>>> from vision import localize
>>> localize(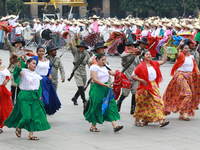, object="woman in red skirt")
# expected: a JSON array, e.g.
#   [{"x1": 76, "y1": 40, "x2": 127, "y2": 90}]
[{"x1": 0, "y1": 57, "x2": 13, "y2": 133}]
